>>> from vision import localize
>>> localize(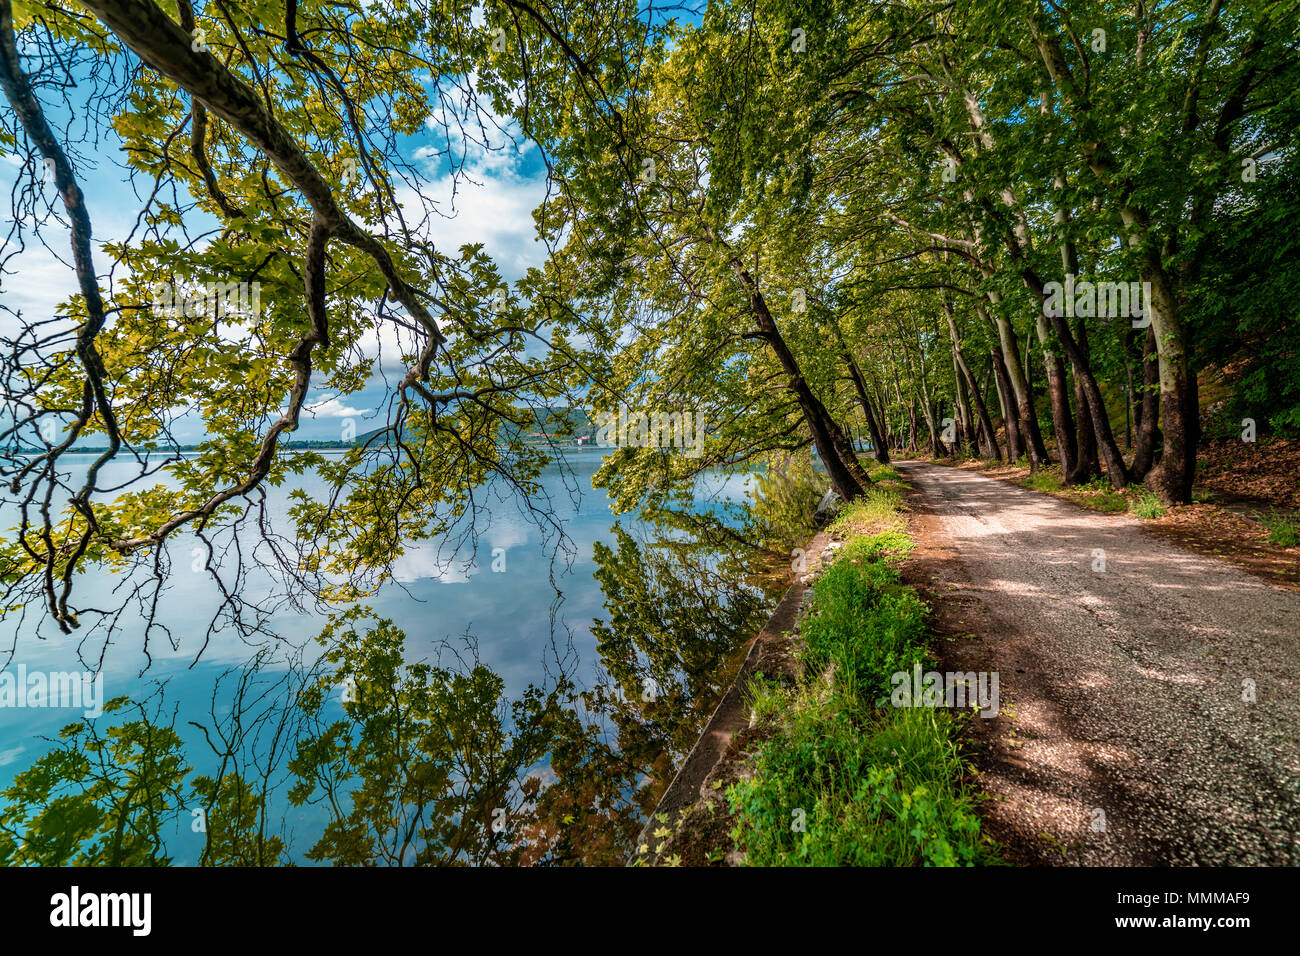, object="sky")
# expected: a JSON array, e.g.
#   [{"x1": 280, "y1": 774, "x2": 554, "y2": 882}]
[{"x1": 0, "y1": 57, "x2": 554, "y2": 444}]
